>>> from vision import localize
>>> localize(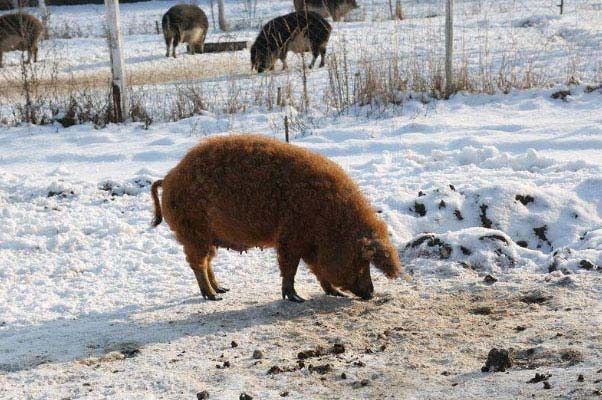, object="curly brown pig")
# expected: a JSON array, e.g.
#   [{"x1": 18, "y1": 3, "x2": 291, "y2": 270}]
[{"x1": 150, "y1": 135, "x2": 402, "y2": 302}]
